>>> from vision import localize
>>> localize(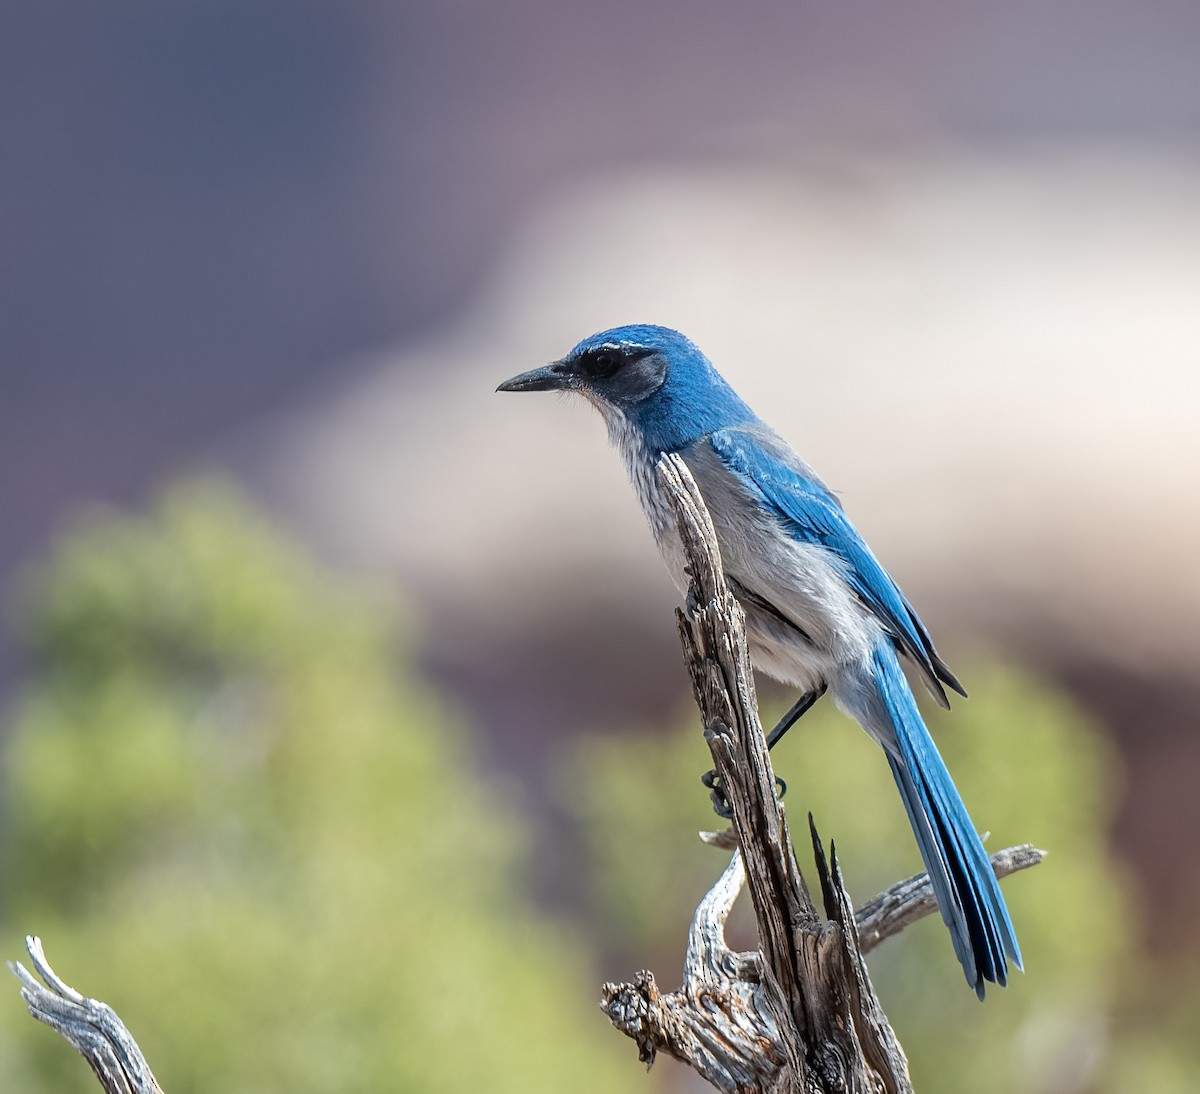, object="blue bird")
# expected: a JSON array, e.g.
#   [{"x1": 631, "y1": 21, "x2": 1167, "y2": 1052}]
[{"x1": 497, "y1": 323, "x2": 1021, "y2": 998}]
